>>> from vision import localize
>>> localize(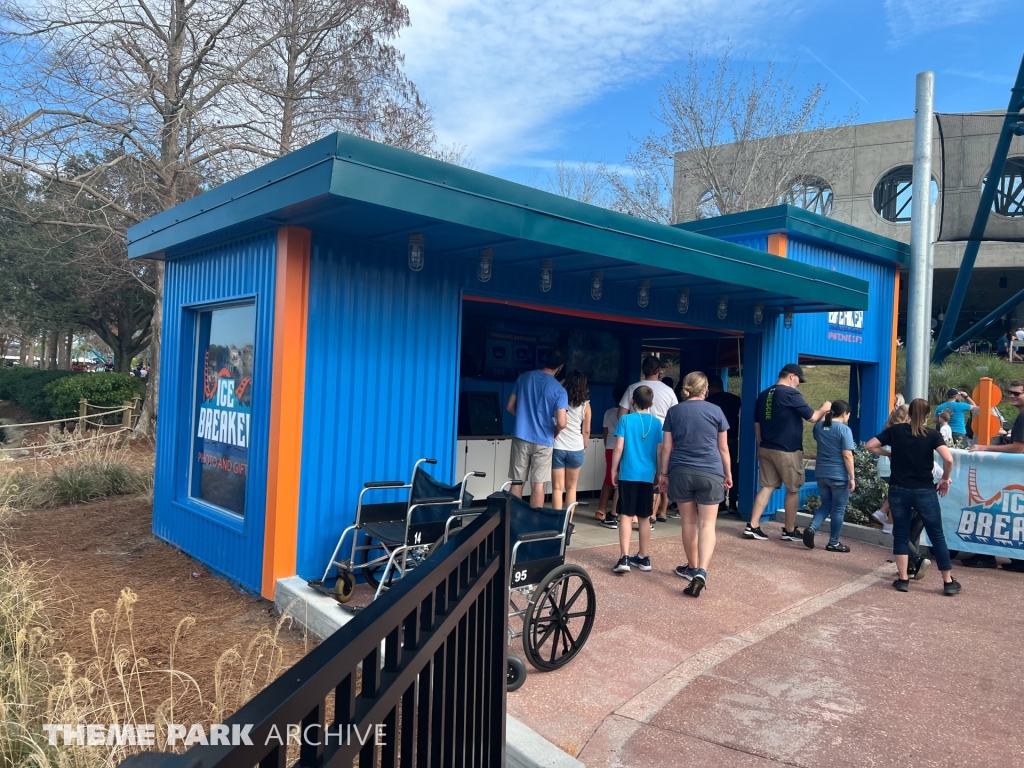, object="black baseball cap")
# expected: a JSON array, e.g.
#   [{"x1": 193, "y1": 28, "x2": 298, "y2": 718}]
[
  {"x1": 946, "y1": 388, "x2": 960, "y2": 397},
  {"x1": 781, "y1": 364, "x2": 806, "y2": 383}
]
